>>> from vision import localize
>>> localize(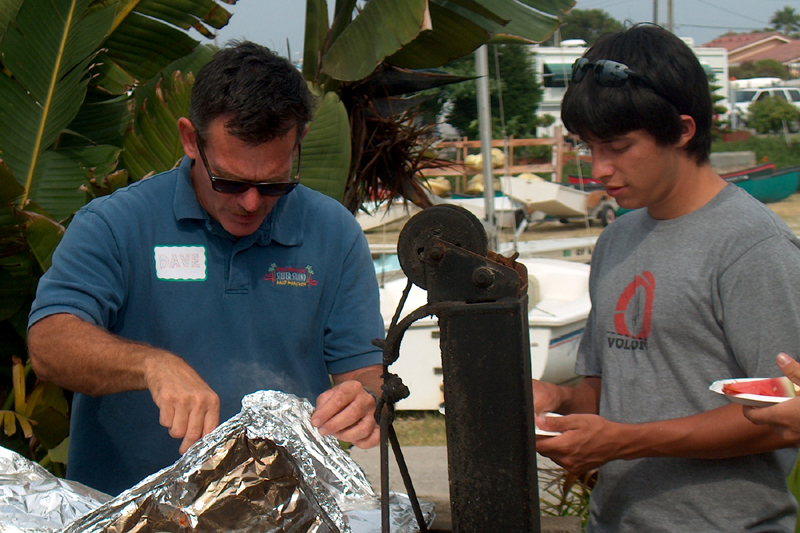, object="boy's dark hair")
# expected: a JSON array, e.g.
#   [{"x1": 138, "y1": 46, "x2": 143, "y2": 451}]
[
  {"x1": 189, "y1": 40, "x2": 315, "y2": 145},
  {"x1": 561, "y1": 24, "x2": 712, "y2": 165}
]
